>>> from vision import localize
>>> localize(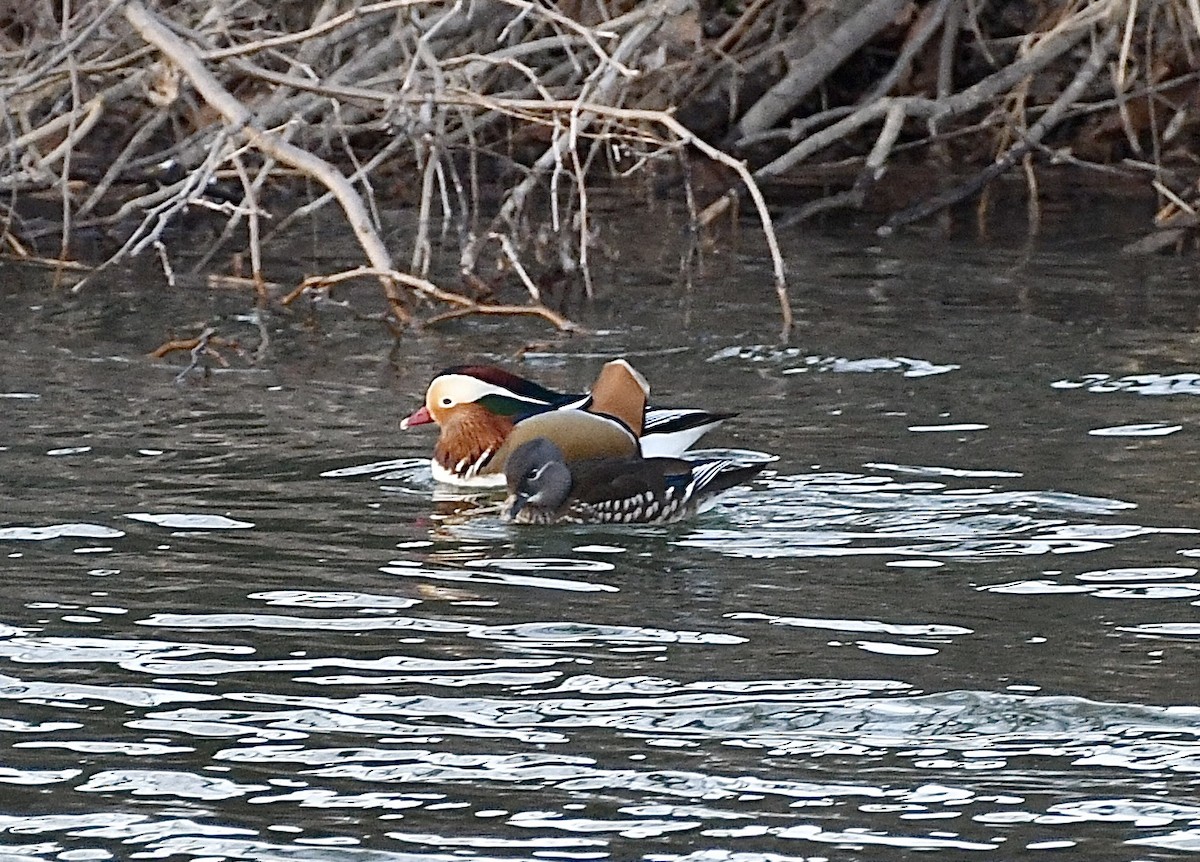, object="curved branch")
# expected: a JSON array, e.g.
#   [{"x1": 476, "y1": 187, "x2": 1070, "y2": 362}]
[
  {"x1": 881, "y1": 23, "x2": 1120, "y2": 233},
  {"x1": 732, "y1": 0, "x2": 907, "y2": 141},
  {"x1": 289, "y1": 266, "x2": 580, "y2": 333},
  {"x1": 123, "y1": 1, "x2": 407, "y2": 317}
]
